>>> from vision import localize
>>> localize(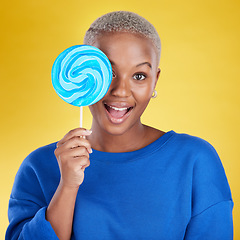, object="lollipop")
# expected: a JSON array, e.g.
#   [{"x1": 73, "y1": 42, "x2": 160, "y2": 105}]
[{"x1": 51, "y1": 45, "x2": 112, "y2": 126}]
